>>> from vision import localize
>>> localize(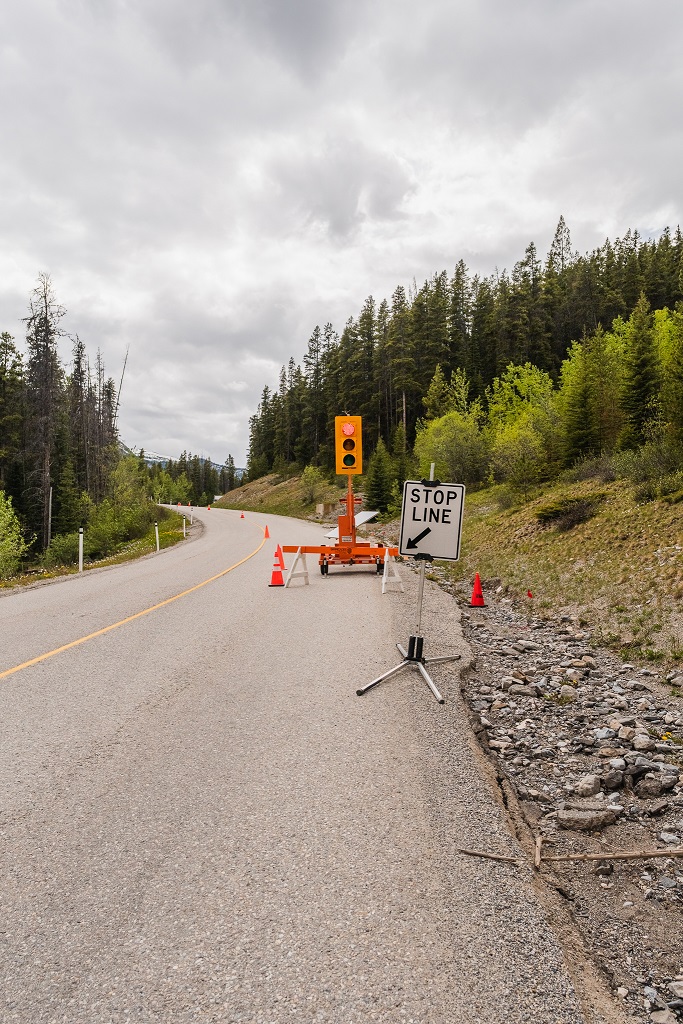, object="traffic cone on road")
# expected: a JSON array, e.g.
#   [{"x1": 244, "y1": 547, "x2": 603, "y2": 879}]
[
  {"x1": 469, "y1": 572, "x2": 486, "y2": 607},
  {"x1": 275, "y1": 544, "x2": 286, "y2": 570},
  {"x1": 240, "y1": 512, "x2": 245, "y2": 519},
  {"x1": 264, "y1": 524, "x2": 270, "y2": 538},
  {"x1": 268, "y1": 557, "x2": 285, "y2": 587}
]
